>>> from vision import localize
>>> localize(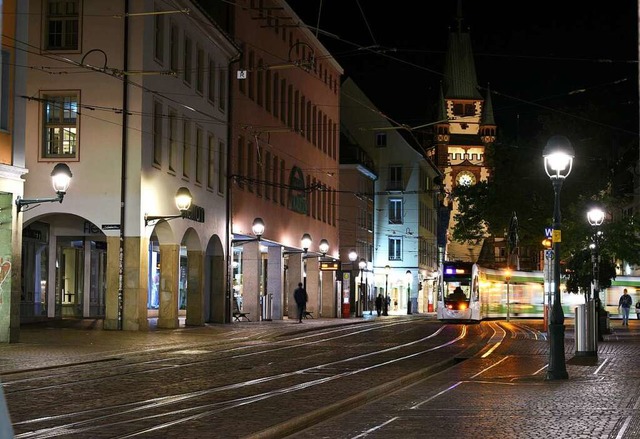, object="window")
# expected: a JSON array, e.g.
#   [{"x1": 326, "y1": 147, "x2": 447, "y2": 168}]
[
  {"x1": 168, "y1": 109, "x2": 177, "y2": 172},
  {"x1": 375, "y1": 132, "x2": 387, "y2": 147},
  {"x1": 42, "y1": 92, "x2": 78, "y2": 158},
  {"x1": 45, "y1": 0, "x2": 80, "y2": 51},
  {"x1": 1, "y1": 50, "x2": 9, "y2": 131},
  {"x1": 207, "y1": 134, "x2": 215, "y2": 190},
  {"x1": 170, "y1": 24, "x2": 179, "y2": 73},
  {"x1": 196, "y1": 47, "x2": 204, "y2": 93},
  {"x1": 218, "y1": 69, "x2": 227, "y2": 112},
  {"x1": 195, "y1": 127, "x2": 202, "y2": 184},
  {"x1": 154, "y1": 10, "x2": 164, "y2": 63},
  {"x1": 182, "y1": 119, "x2": 190, "y2": 178},
  {"x1": 208, "y1": 57, "x2": 216, "y2": 103},
  {"x1": 388, "y1": 165, "x2": 403, "y2": 190},
  {"x1": 389, "y1": 237, "x2": 402, "y2": 261},
  {"x1": 218, "y1": 140, "x2": 225, "y2": 194},
  {"x1": 183, "y1": 35, "x2": 192, "y2": 85},
  {"x1": 389, "y1": 198, "x2": 403, "y2": 224},
  {"x1": 272, "y1": 73, "x2": 279, "y2": 118},
  {"x1": 153, "y1": 100, "x2": 162, "y2": 166}
]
